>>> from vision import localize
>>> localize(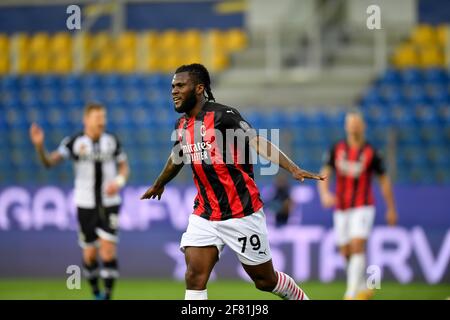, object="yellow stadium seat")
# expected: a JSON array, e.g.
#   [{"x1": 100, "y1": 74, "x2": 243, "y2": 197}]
[
  {"x1": 225, "y1": 28, "x2": 247, "y2": 52},
  {"x1": 97, "y1": 50, "x2": 115, "y2": 73},
  {"x1": 0, "y1": 34, "x2": 9, "y2": 52},
  {"x1": 12, "y1": 33, "x2": 29, "y2": 73},
  {"x1": 436, "y1": 24, "x2": 449, "y2": 47},
  {"x1": 117, "y1": 31, "x2": 137, "y2": 50},
  {"x1": 159, "y1": 29, "x2": 180, "y2": 52},
  {"x1": 91, "y1": 32, "x2": 111, "y2": 52},
  {"x1": 31, "y1": 56, "x2": 50, "y2": 74},
  {"x1": 392, "y1": 43, "x2": 419, "y2": 68},
  {"x1": 0, "y1": 54, "x2": 9, "y2": 74},
  {"x1": 205, "y1": 29, "x2": 226, "y2": 52},
  {"x1": 146, "y1": 54, "x2": 162, "y2": 72},
  {"x1": 161, "y1": 53, "x2": 181, "y2": 73},
  {"x1": 420, "y1": 46, "x2": 445, "y2": 67},
  {"x1": 51, "y1": 32, "x2": 72, "y2": 52},
  {"x1": 29, "y1": 32, "x2": 49, "y2": 53},
  {"x1": 411, "y1": 24, "x2": 436, "y2": 46},
  {"x1": 52, "y1": 56, "x2": 72, "y2": 73},
  {"x1": 181, "y1": 52, "x2": 203, "y2": 66},
  {"x1": 142, "y1": 31, "x2": 159, "y2": 50},
  {"x1": 117, "y1": 51, "x2": 136, "y2": 73},
  {"x1": 182, "y1": 29, "x2": 202, "y2": 51},
  {"x1": 210, "y1": 52, "x2": 229, "y2": 72}
]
